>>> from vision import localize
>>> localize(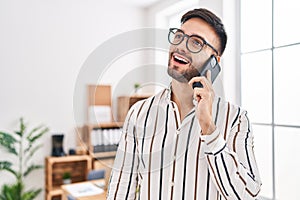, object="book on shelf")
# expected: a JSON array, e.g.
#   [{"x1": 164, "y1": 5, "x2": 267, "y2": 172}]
[{"x1": 90, "y1": 128, "x2": 123, "y2": 153}]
